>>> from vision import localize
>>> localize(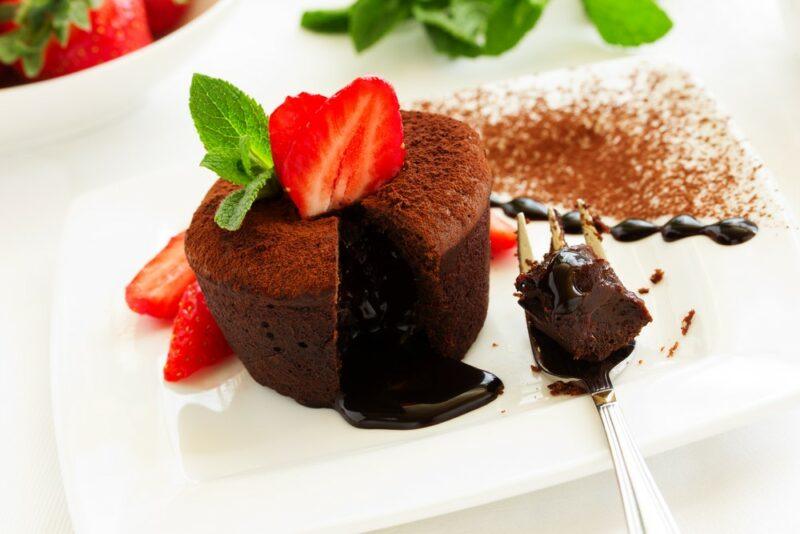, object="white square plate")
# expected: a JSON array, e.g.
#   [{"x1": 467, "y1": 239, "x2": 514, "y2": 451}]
[{"x1": 51, "y1": 60, "x2": 800, "y2": 533}]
